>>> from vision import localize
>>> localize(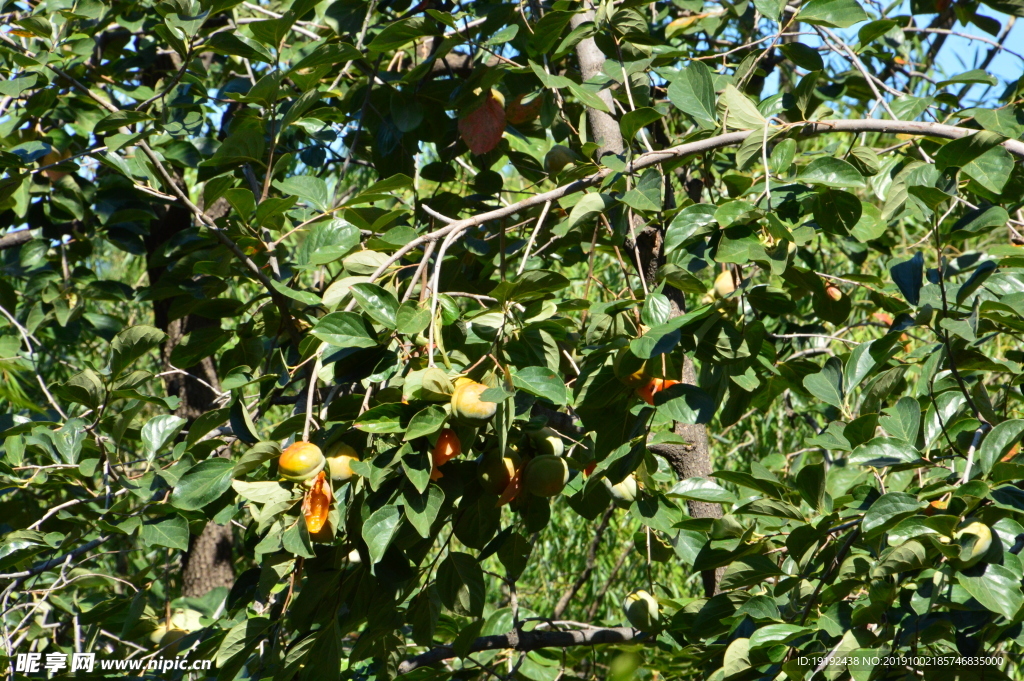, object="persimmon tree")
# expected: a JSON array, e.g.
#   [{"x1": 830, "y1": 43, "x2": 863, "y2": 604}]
[{"x1": 2, "y1": 0, "x2": 1024, "y2": 679}]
